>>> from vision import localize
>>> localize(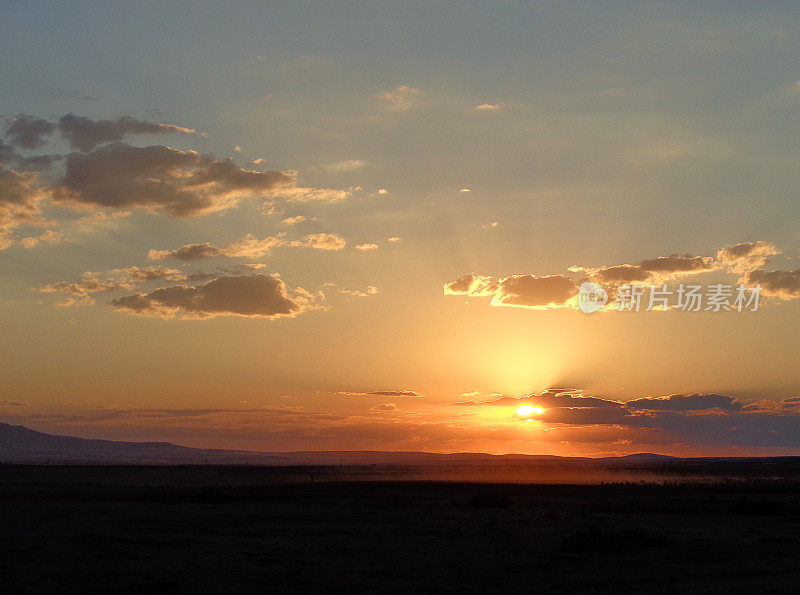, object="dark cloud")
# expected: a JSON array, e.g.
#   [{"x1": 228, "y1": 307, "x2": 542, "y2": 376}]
[
  {"x1": 184, "y1": 263, "x2": 266, "y2": 283},
  {"x1": 455, "y1": 389, "x2": 800, "y2": 447},
  {"x1": 149, "y1": 234, "x2": 284, "y2": 260},
  {"x1": 444, "y1": 274, "x2": 576, "y2": 309},
  {"x1": 493, "y1": 274, "x2": 577, "y2": 308},
  {"x1": 0, "y1": 138, "x2": 60, "y2": 172},
  {"x1": 591, "y1": 264, "x2": 651, "y2": 285},
  {"x1": 455, "y1": 389, "x2": 623, "y2": 409},
  {"x1": 640, "y1": 255, "x2": 716, "y2": 274},
  {"x1": 5, "y1": 115, "x2": 56, "y2": 149},
  {"x1": 626, "y1": 393, "x2": 742, "y2": 412},
  {"x1": 0, "y1": 139, "x2": 15, "y2": 165},
  {"x1": 57, "y1": 113, "x2": 196, "y2": 152},
  {"x1": 741, "y1": 268, "x2": 800, "y2": 300},
  {"x1": 52, "y1": 143, "x2": 294, "y2": 216},
  {"x1": 717, "y1": 241, "x2": 779, "y2": 273},
  {"x1": 149, "y1": 242, "x2": 221, "y2": 261},
  {"x1": 12, "y1": 153, "x2": 62, "y2": 171},
  {"x1": 110, "y1": 273, "x2": 309, "y2": 319},
  {"x1": 572, "y1": 254, "x2": 716, "y2": 286}
]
